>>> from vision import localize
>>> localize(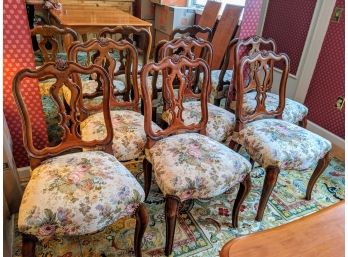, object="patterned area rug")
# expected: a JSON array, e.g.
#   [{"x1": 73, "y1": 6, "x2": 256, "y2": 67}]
[{"x1": 12, "y1": 155, "x2": 344, "y2": 257}]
